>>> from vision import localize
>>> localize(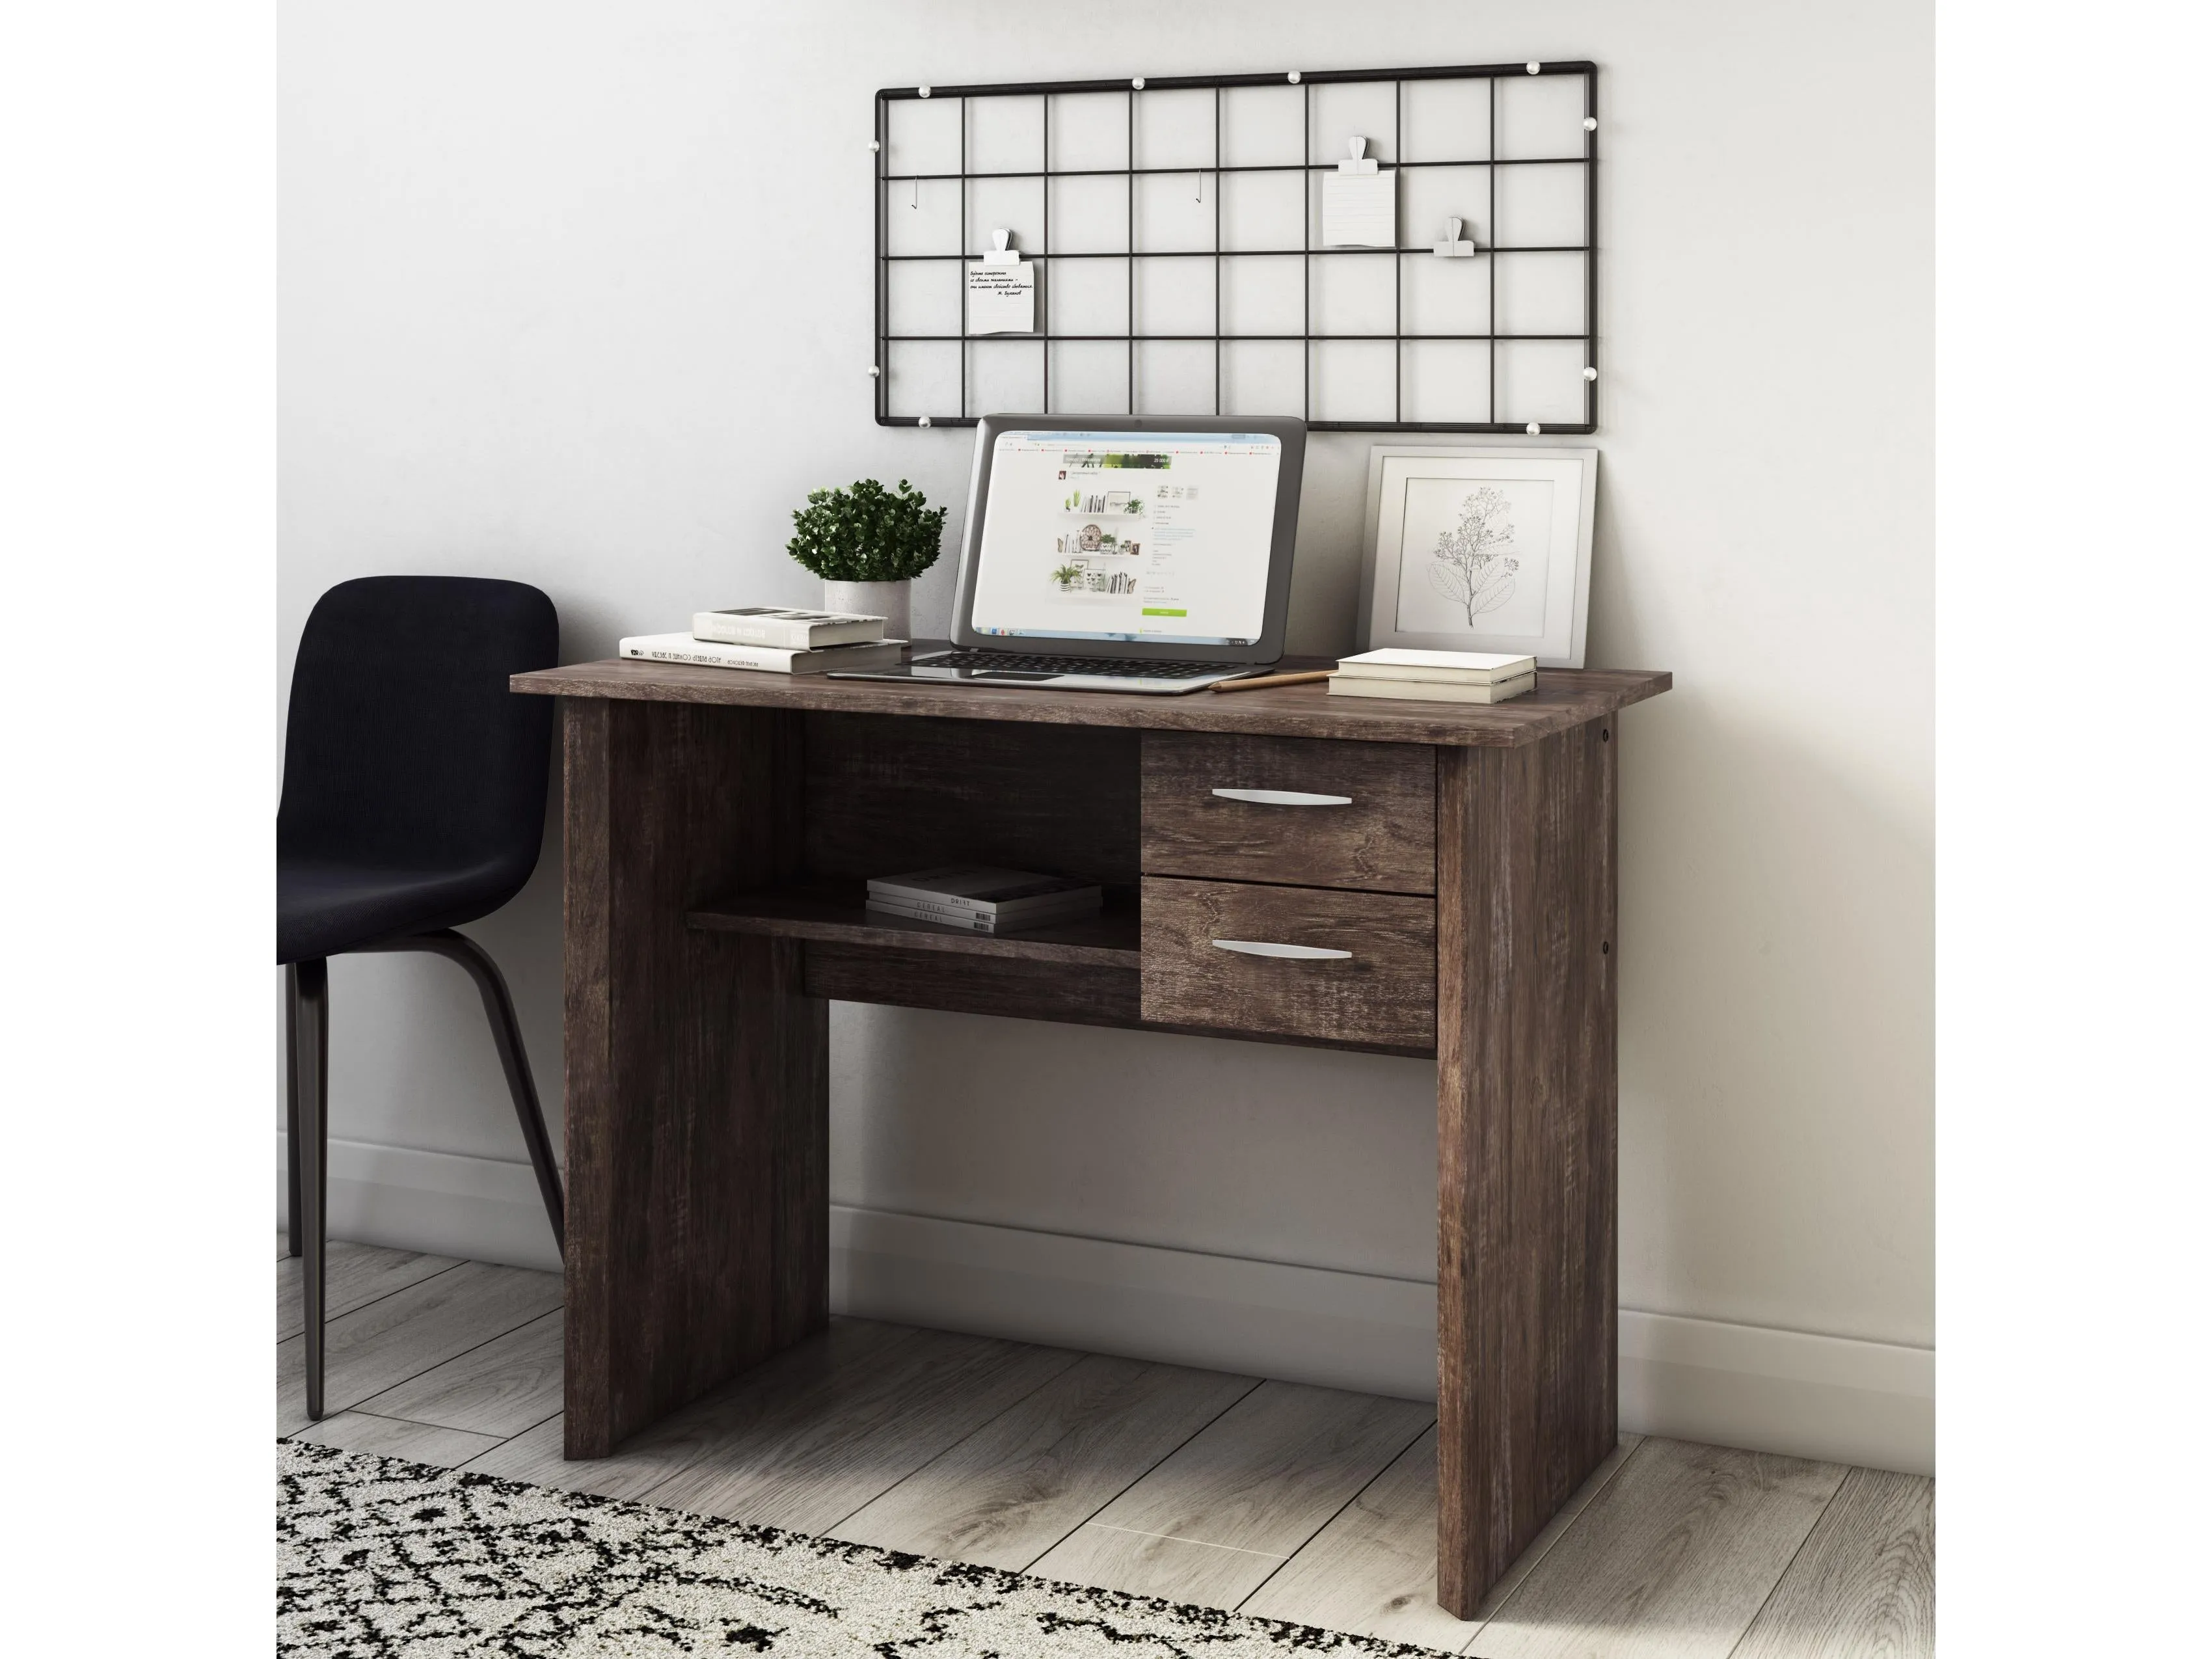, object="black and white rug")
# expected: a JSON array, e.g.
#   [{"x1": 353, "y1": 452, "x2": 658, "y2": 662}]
[{"x1": 278, "y1": 1441, "x2": 1455, "y2": 1657}]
